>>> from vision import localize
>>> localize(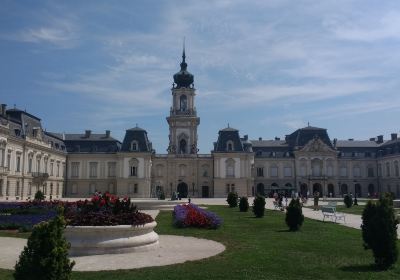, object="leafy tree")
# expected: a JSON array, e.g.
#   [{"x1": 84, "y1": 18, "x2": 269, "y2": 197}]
[
  {"x1": 34, "y1": 190, "x2": 45, "y2": 201},
  {"x1": 343, "y1": 194, "x2": 353, "y2": 208},
  {"x1": 361, "y1": 194, "x2": 398, "y2": 270},
  {"x1": 14, "y1": 209, "x2": 75, "y2": 280},
  {"x1": 226, "y1": 192, "x2": 238, "y2": 208},
  {"x1": 252, "y1": 195, "x2": 266, "y2": 218},
  {"x1": 285, "y1": 198, "x2": 304, "y2": 231},
  {"x1": 239, "y1": 197, "x2": 249, "y2": 212}
]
